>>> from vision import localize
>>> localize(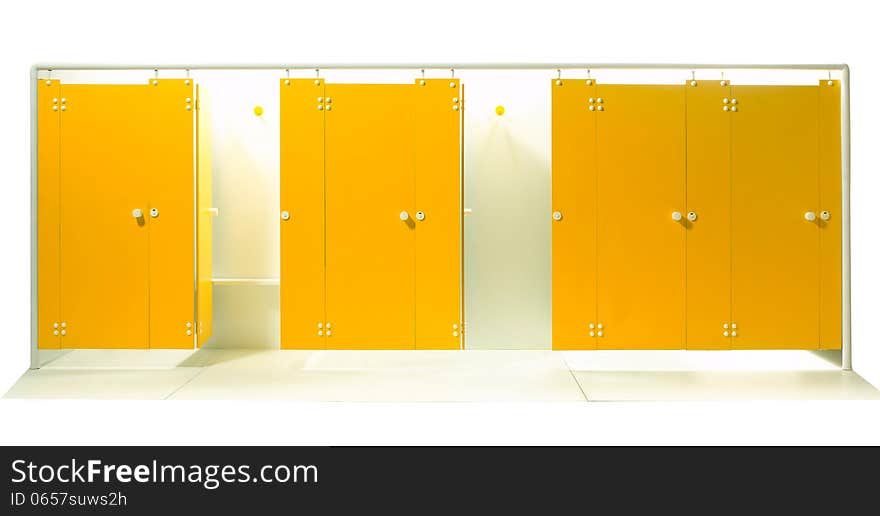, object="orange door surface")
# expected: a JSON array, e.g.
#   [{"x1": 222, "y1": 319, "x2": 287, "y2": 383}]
[
  {"x1": 37, "y1": 79, "x2": 62, "y2": 349},
  {"x1": 731, "y1": 86, "x2": 820, "y2": 349},
  {"x1": 551, "y1": 78, "x2": 598, "y2": 350},
  {"x1": 148, "y1": 79, "x2": 196, "y2": 349},
  {"x1": 59, "y1": 85, "x2": 152, "y2": 349},
  {"x1": 414, "y1": 78, "x2": 463, "y2": 349},
  {"x1": 280, "y1": 78, "x2": 327, "y2": 349},
  {"x1": 324, "y1": 84, "x2": 416, "y2": 349},
  {"x1": 818, "y1": 80, "x2": 842, "y2": 350},
  {"x1": 685, "y1": 80, "x2": 732, "y2": 349},
  {"x1": 595, "y1": 84, "x2": 687, "y2": 349}
]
